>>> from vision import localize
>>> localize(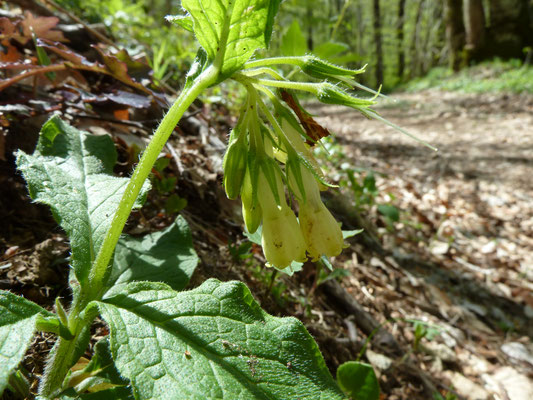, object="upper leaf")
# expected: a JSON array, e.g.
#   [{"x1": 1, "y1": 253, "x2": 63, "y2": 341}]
[
  {"x1": 105, "y1": 216, "x2": 198, "y2": 297},
  {"x1": 181, "y1": 0, "x2": 281, "y2": 79},
  {"x1": 16, "y1": 116, "x2": 149, "y2": 284},
  {"x1": 0, "y1": 291, "x2": 54, "y2": 394},
  {"x1": 99, "y1": 279, "x2": 345, "y2": 400},
  {"x1": 281, "y1": 20, "x2": 307, "y2": 57}
]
